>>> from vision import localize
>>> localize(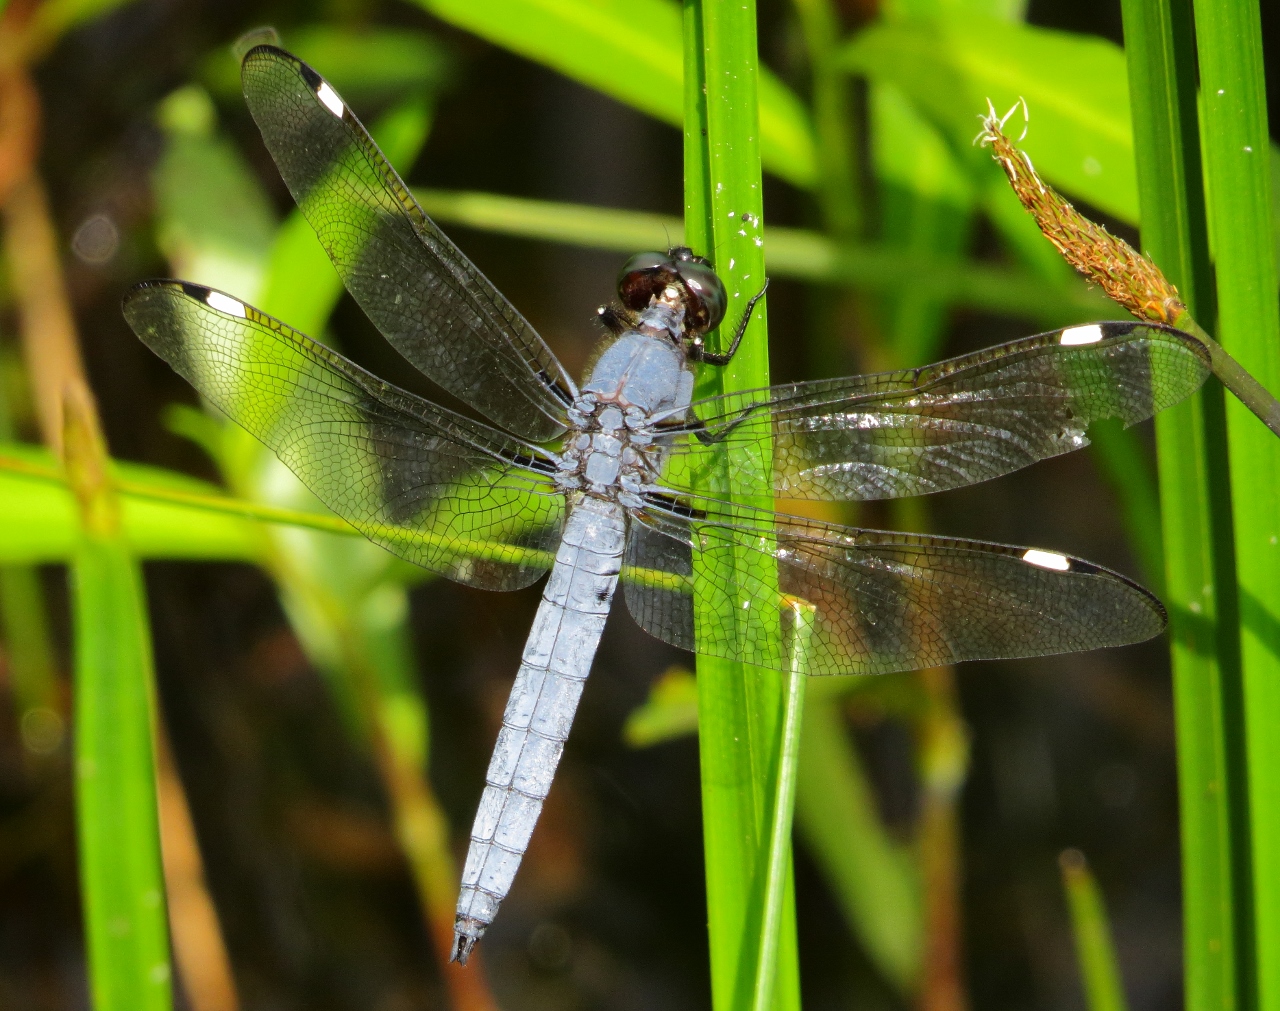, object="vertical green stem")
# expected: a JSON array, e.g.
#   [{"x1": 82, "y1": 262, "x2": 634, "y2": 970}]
[
  {"x1": 751, "y1": 604, "x2": 810, "y2": 1011},
  {"x1": 1193, "y1": 4, "x2": 1280, "y2": 1010},
  {"x1": 683, "y1": 1, "x2": 799, "y2": 1007},
  {"x1": 1119, "y1": 1, "x2": 1249, "y2": 1007},
  {"x1": 74, "y1": 539, "x2": 173, "y2": 1010}
]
